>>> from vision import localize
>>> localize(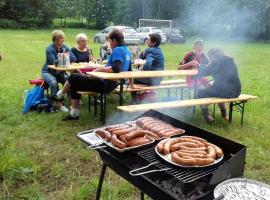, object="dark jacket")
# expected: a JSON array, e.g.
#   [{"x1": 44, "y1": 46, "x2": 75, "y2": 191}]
[
  {"x1": 140, "y1": 47, "x2": 165, "y2": 85},
  {"x1": 196, "y1": 56, "x2": 241, "y2": 98}
]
